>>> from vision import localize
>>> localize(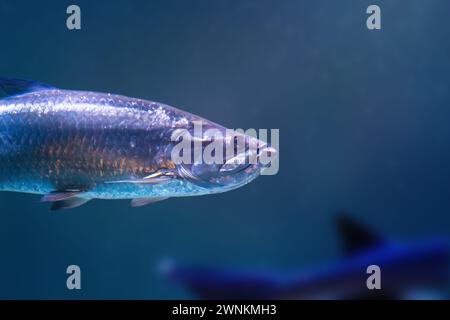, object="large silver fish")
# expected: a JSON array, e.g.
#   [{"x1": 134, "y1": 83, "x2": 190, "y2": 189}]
[{"x1": 0, "y1": 78, "x2": 275, "y2": 210}]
